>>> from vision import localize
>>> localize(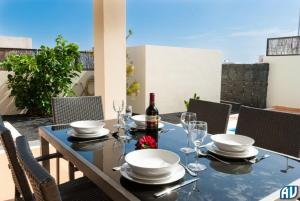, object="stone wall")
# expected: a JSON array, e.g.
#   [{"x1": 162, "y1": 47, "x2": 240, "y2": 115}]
[{"x1": 221, "y1": 63, "x2": 269, "y2": 108}]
